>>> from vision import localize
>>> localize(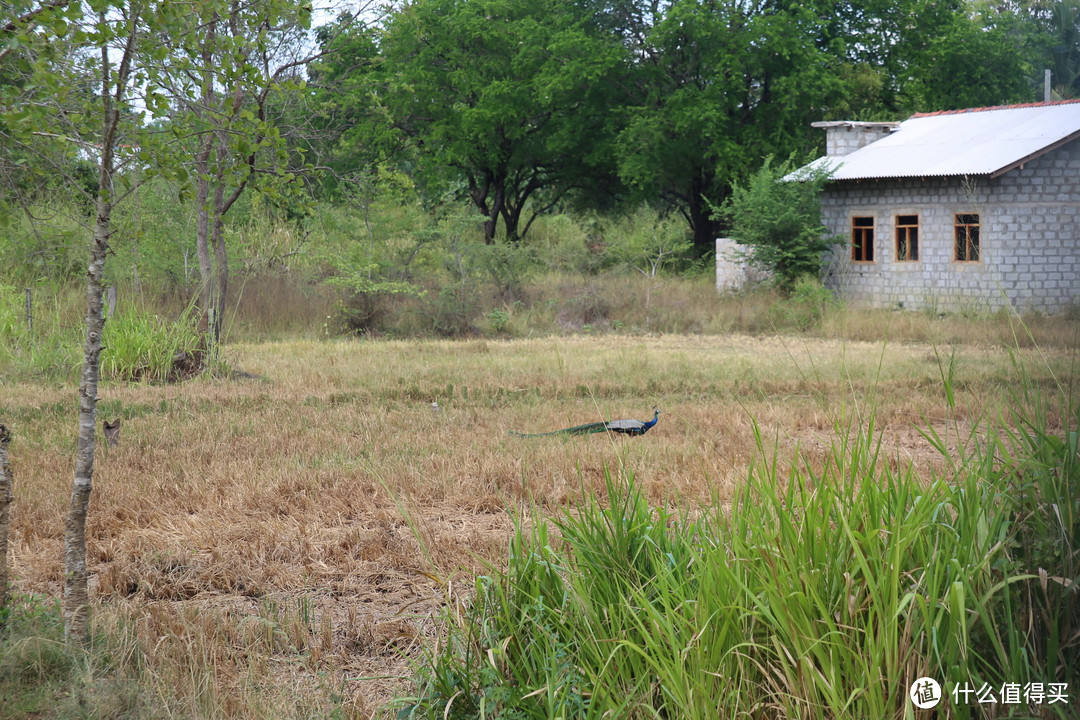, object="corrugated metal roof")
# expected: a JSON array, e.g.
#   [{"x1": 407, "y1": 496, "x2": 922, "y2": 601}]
[{"x1": 804, "y1": 100, "x2": 1080, "y2": 181}]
